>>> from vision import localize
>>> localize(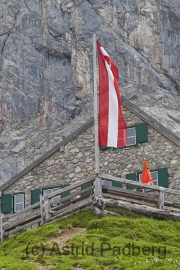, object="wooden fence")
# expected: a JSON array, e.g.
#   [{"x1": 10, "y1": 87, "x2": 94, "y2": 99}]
[
  {"x1": 99, "y1": 174, "x2": 180, "y2": 219},
  {"x1": 1, "y1": 173, "x2": 180, "y2": 242},
  {"x1": 0, "y1": 175, "x2": 95, "y2": 242}
]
